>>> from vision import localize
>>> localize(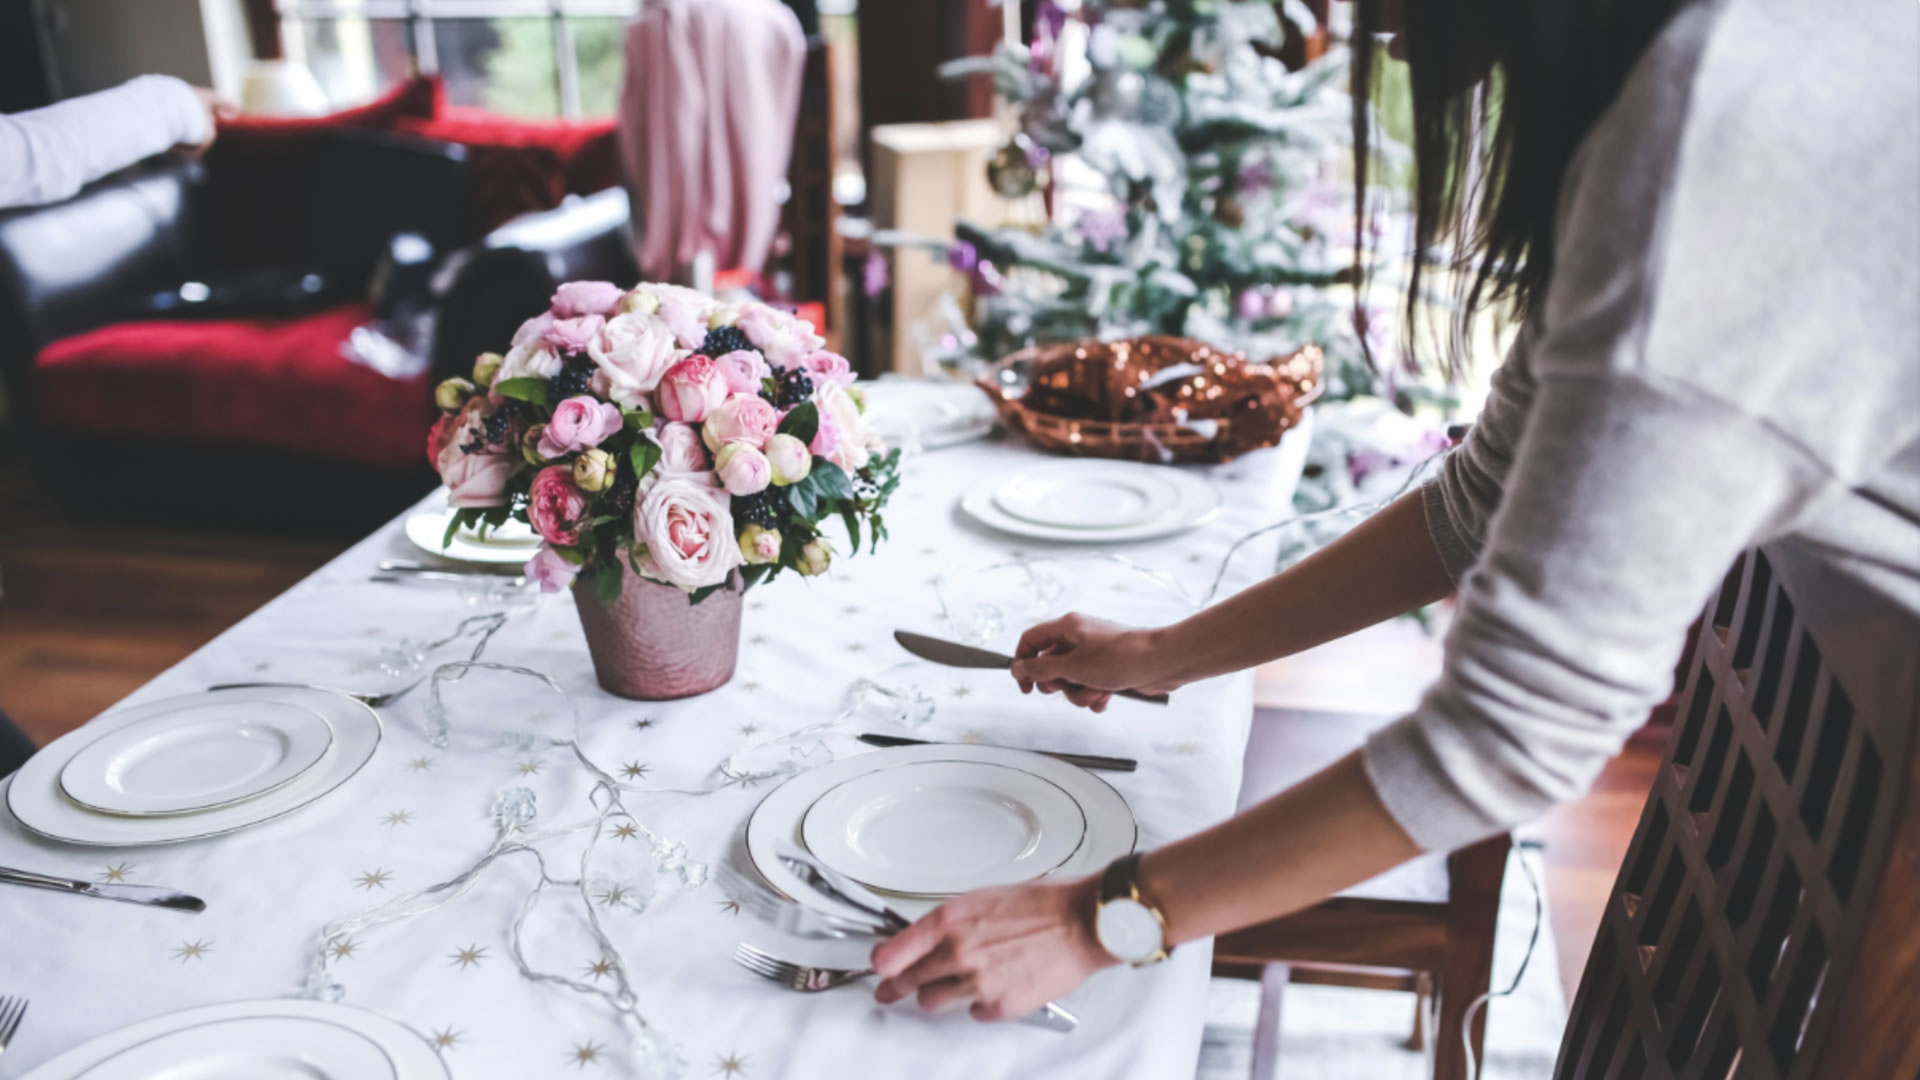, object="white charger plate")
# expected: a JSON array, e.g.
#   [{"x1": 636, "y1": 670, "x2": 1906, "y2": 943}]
[
  {"x1": 960, "y1": 461, "x2": 1220, "y2": 544},
  {"x1": 5, "y1": 687, "x2": 380, "y2": 847},
  {"x1": 864, "y1": 379, "x2": 998, "y2": 450},
  {"x1": 16, "y1": 1000, "x2": 444, "y2": 1080},
  {"x1": 992, "y1": 461, "x2": 1183, "y2": 530},
  {"x1": 746, "y1": 744, "x2": 1134, "y2": 921},
  {"x1": 403, "y1": 508, "x2": 540, "y2": 565},
  {"x1": 801, "y1": 760, "x2": 1087, "y2": 896},
  {"x1": 59, "y1": 700, "x2": 334, "y2": 816},
  {"x1": 77, "y1": 1015, "x2": 396, "y2": 1080}
]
